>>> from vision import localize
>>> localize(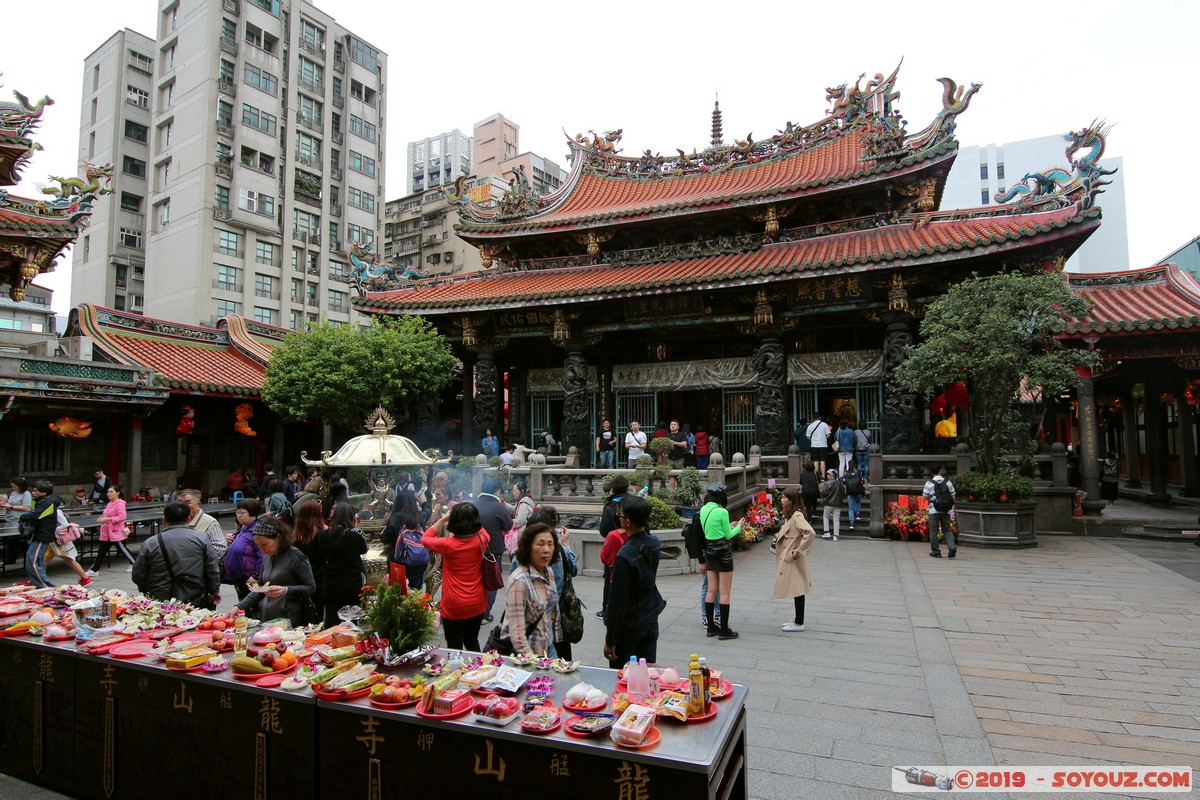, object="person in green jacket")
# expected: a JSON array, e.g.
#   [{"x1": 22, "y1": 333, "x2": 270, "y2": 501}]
[{"x1": 700, "y1": 483, "x2": 741, "y2": 640}]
